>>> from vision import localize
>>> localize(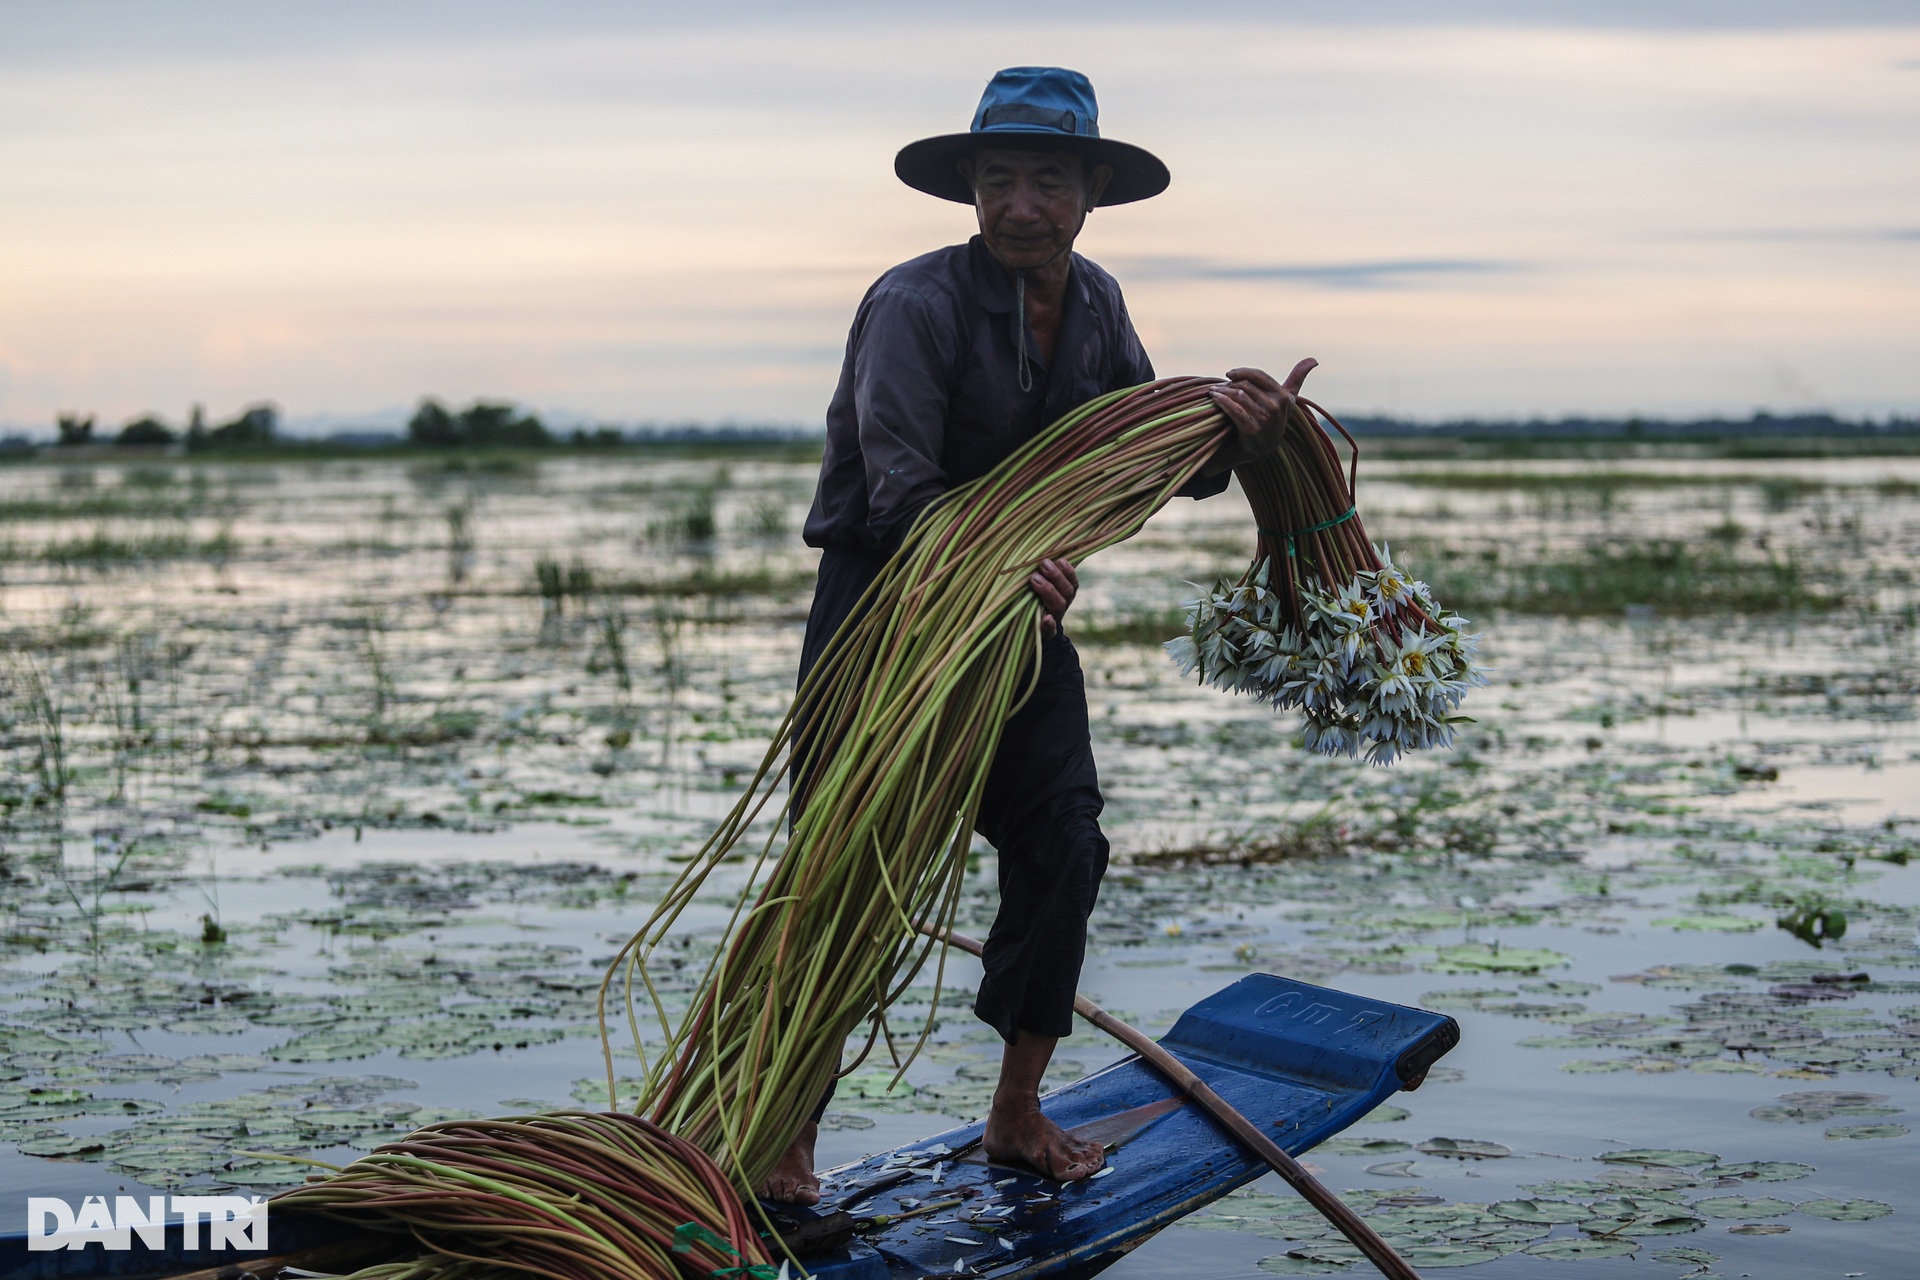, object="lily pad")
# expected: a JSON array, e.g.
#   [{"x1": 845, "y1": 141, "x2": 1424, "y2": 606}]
[
  {"x1": 1726, "y1": 1223, "x2": 1790, "y2": 1235},
  {"x1": 1750, "y1": 1103, "x2": 1901, "y2": 1123},
  {"x1": 839, "y1": 1069, "x2": 915, "y2": 1099},
  {"x1": 1777, "y1": 1090, "x2": 1887, "y2": 1106},
  {"x1": 1597, "y1": 1149, "x2": 1719, "y2": 1168},
  {"x1": 407, "y1": 1106, "x2": 481, "y2": 1125},
  {"x1": 218, "y1": 1160, "x2": 315, "y2": 1186},
  {"x1": 1319, "y1": 1138, "x2": 1412, "y2": 1156},
  {"x1": 1398, "y1": 1243, "x2": 1506, "y2": 1268},
  {"x1": 1650, "y1": 915, "x2": 1763, "y2": 932},
  {"x1": 1489, "y1": 1199, "x2": 1593, "y2": 1224},
  {"x1": 1429, "y1": 945, "x2": 1570, "y2": 975},
  {"x1": 1583, "y1": 1209, "x2": 1704, "y2": 1237},
  {"x1": 1362, "y1": 1105, "x2": 1409, "y2": 1124},
  {"x1": 1691, "y1": 1196, "x2": 1794, "y2": 1219},
  {"x1": 1256, "y1": 1258, "x2": 1352, "y2": 1275},
  {"x1": 1711, "y1": 1160, "x2": 1814, "y2": 1182},
  {"x1": 1416, "y1": 1137, "x2": 1511, "y2": 1160},
  {"x1": 1652, "y1": 1246, "x2": 1718, "y2": 1265},
  {"x1": 1524, "y1": 1237, "x2": 1638, "y2": 1259},
  {"x1": 1419, "y1": 988, "x2": 1517, "y2": 1010},
  {"x1": 163, "y1": 1015, "x2": 253, "y2": 1035},
  {"x1": 180, "y1": 1053, "x2": 270, "y2": 1072},
  {"x1": 1825, "y1": 1123, "x2": 1908, "y2": 1140},
  {"x1": 16, "y1": 1133, "x2": 105, "y2": 1157},
  {"x1": 1795, "y1": 1198, "x2": 1893, "y2": 1221},
  {"x1": 1363, "y1": 1161, "x2": 1420, "y2": 1178}
]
